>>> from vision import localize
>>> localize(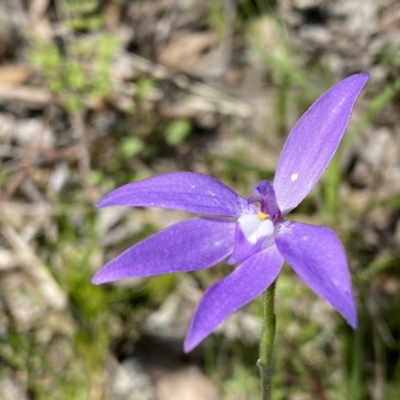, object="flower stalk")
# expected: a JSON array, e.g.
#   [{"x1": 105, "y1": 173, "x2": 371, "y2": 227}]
[{"x1": 258, "y1": 280, "x2": 277, "y2": 400}]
